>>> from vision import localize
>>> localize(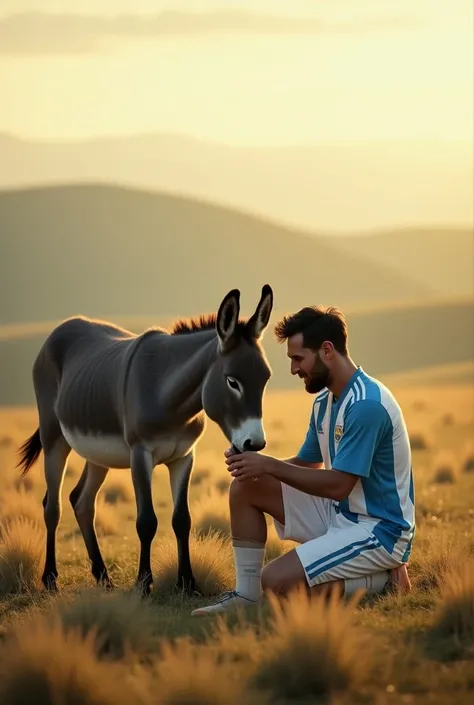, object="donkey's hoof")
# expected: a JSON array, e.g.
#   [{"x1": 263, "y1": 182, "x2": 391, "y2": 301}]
[
  {"x1": 42, "y1": 575, "x2": 58, "y2": 592},
  {"x1": 135, "y1": 577, "x2": 152, "y2": 598},
  {"x1": 176, "y1": 577, "x2": 200, "y2": 597},
  {"x1": 97, "y1": 577, "x2": 115, "y2": 592}
]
